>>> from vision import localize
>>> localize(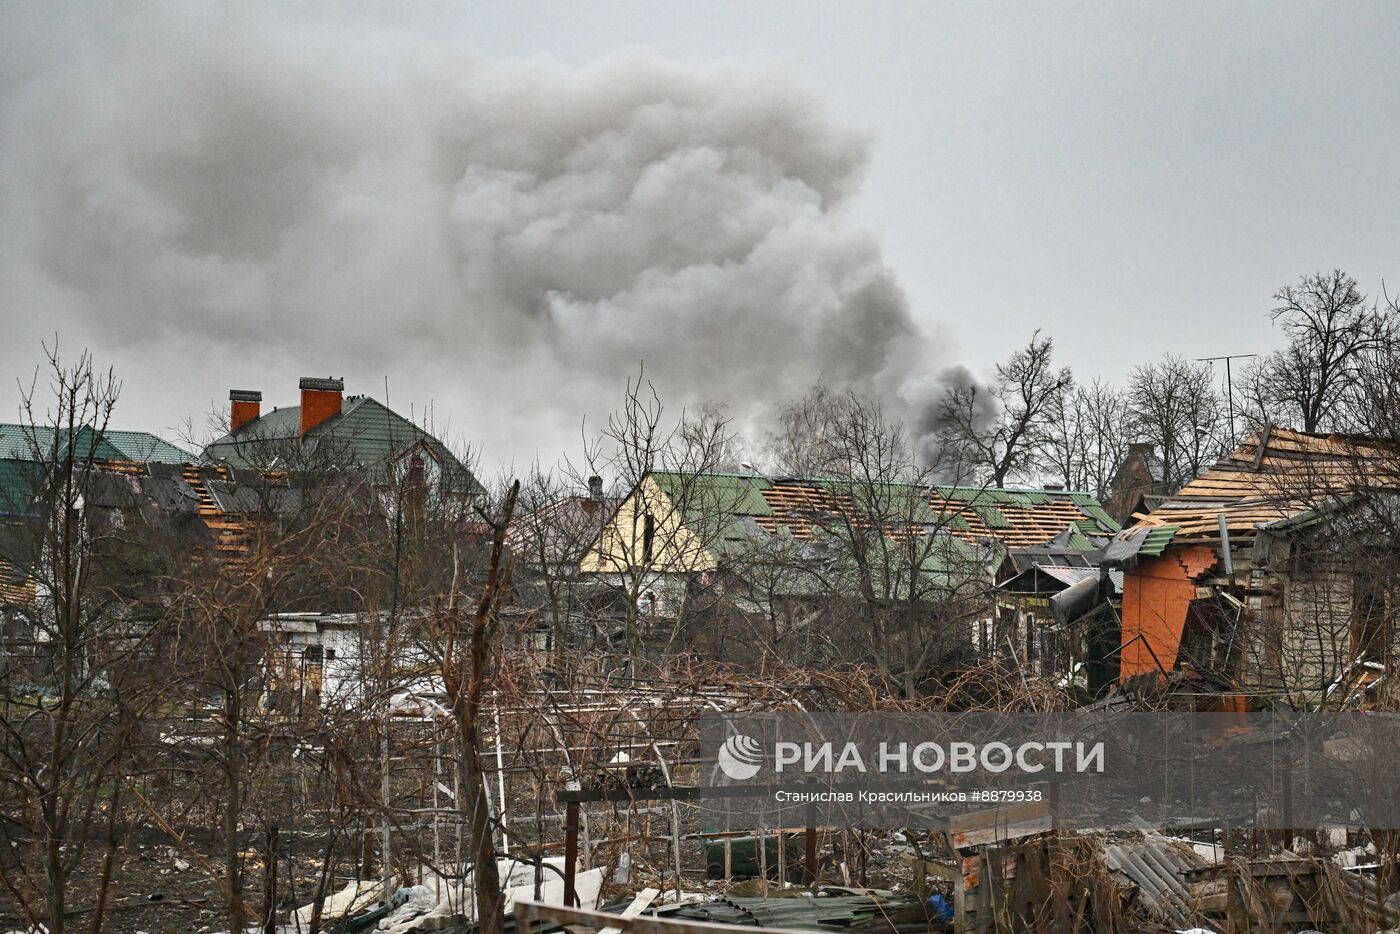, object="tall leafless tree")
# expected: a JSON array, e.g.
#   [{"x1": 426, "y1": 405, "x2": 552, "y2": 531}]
[
  {"x1": 934, "y1": 331, "x2": 1072, "y2": 487},
  {"x1": 575, "y1": 368, "x2": 739, "y2": 656},
  {"x1": 1127, "y1": 355, "x2": 1227, "y2": 492},
  {"x1": 1041, "y1": 378, "x2": 1132, "y2": 498},
  {"x1": 0, "y1": 347, "x2": 166, "y2": 933},
  {"x1": 1244, "y1": 269, "x2": 1395, "y2": 433}
]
